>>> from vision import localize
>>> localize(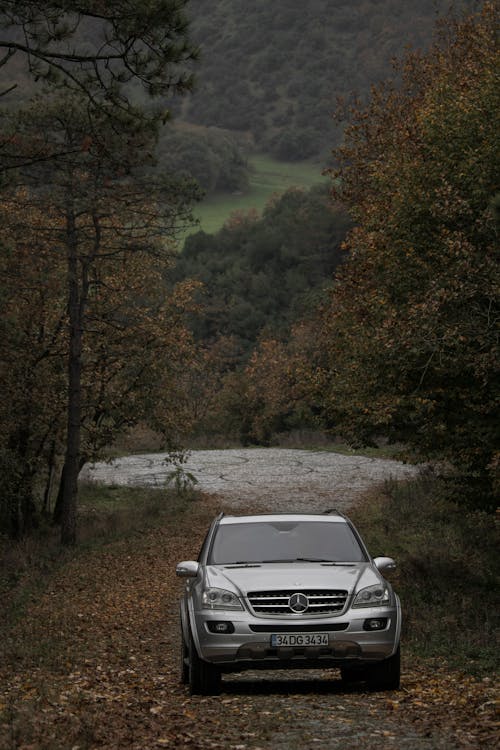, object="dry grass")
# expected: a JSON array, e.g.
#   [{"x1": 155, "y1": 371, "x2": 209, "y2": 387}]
[
  {"x1": 0, "y1": 482, "x2": 198, "y2": 631},
  {"x1": 350, "y1": 476, "x2": 499, "y2": 674}
]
